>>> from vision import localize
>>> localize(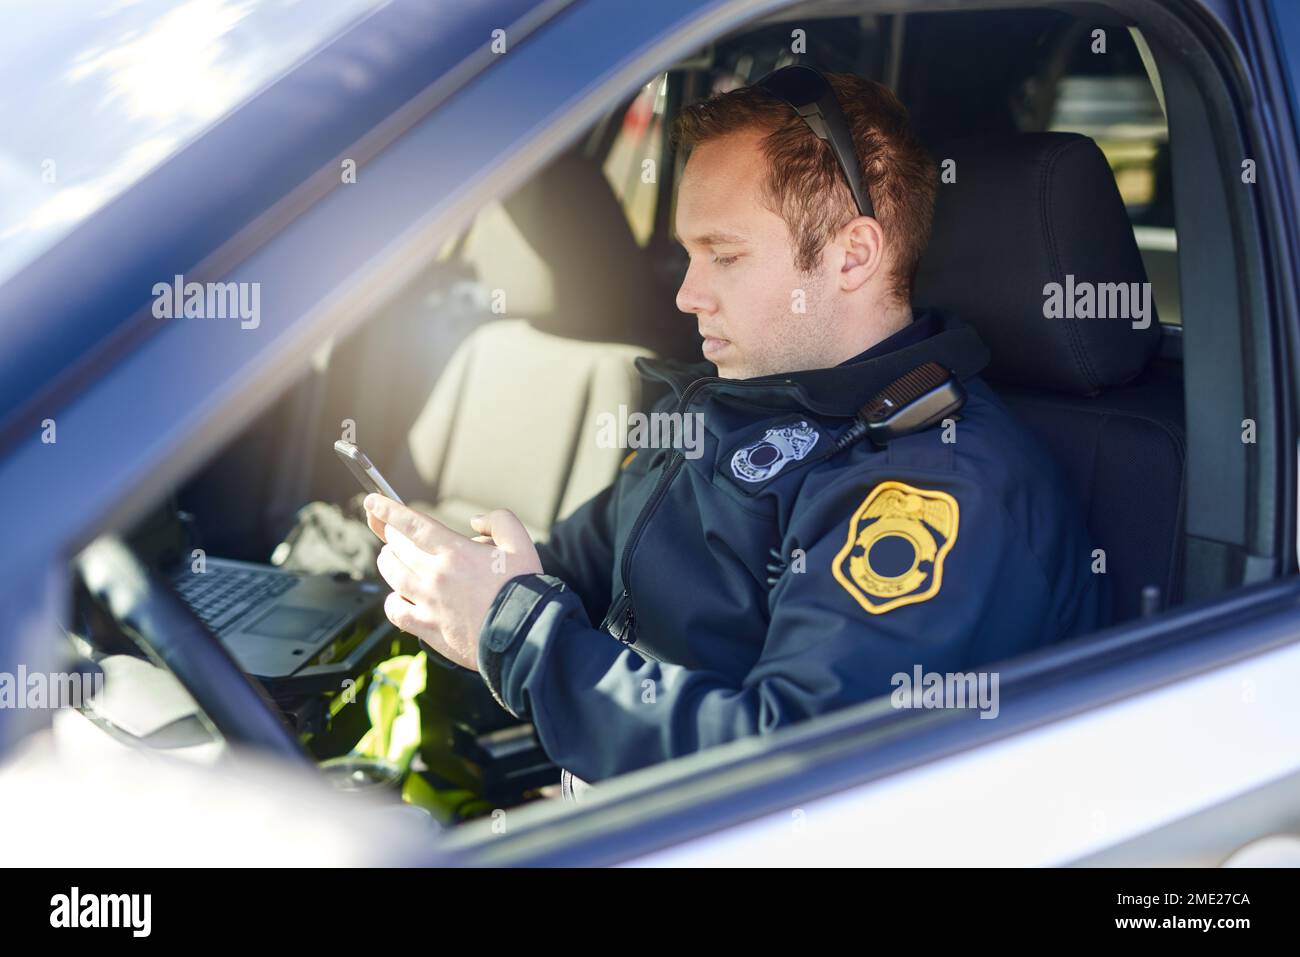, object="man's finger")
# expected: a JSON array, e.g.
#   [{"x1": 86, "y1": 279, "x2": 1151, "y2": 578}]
[
  {"x1": 470, "y1": 509, "x2": 533, "y2": 554},
  {"x1": 376, "y1": 544, "x2": 422, "y2": 602},
  {"x1": 385, "y1": 526, "x2": 441, "y2": 576},
  {"x1": 385, "y1": 590, "x2": 432, "y2": 633},
  {"x1": 364, "y1": 494, "x2": 460, "y2": 553}
]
